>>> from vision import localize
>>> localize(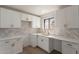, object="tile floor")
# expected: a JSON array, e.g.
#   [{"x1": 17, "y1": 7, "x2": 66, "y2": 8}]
[{"x1": 21, "y1": 46, "x2": 62, "y2": 54}]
